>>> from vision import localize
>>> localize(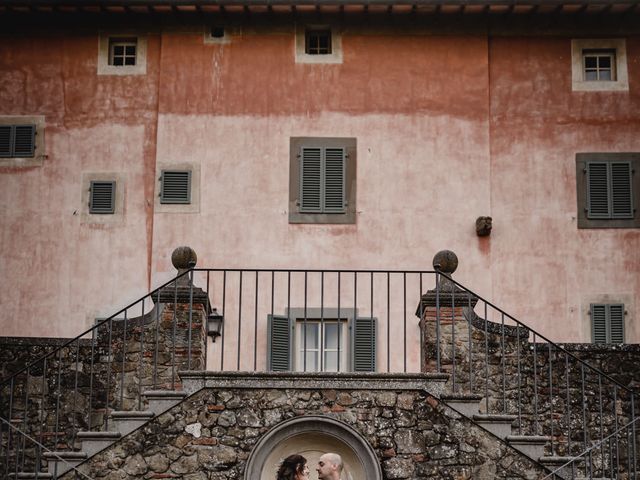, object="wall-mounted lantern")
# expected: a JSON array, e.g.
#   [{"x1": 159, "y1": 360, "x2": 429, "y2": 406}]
[{"x1": 207, "y1": 308, "x2": 224, "y2": 342}]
